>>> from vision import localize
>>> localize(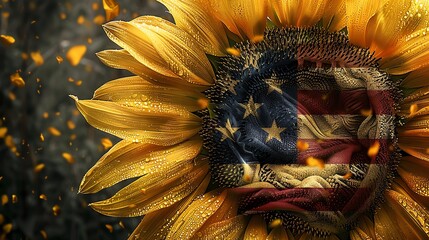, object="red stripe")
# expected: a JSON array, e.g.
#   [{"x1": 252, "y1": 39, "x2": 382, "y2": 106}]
[
  {"x1": 297, "y1": 90, "x2": 395, "y2": 115},
  {"x1": 232, "y1": 187, "x2": 373, "y2": 212}
]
